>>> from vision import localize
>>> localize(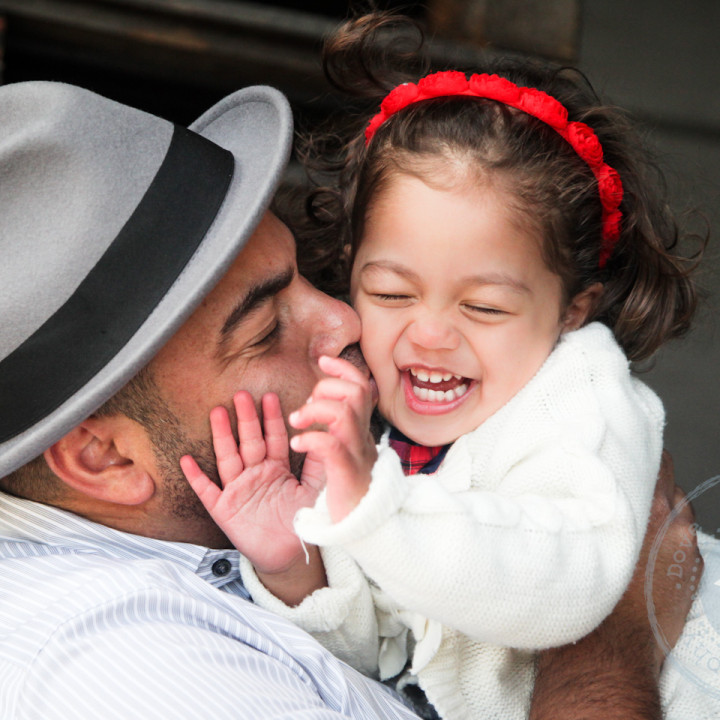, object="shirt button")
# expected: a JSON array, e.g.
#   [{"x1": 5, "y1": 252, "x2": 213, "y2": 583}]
[{"x1": 212, "y1": 558, "x2": 232, "y2": 577}]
